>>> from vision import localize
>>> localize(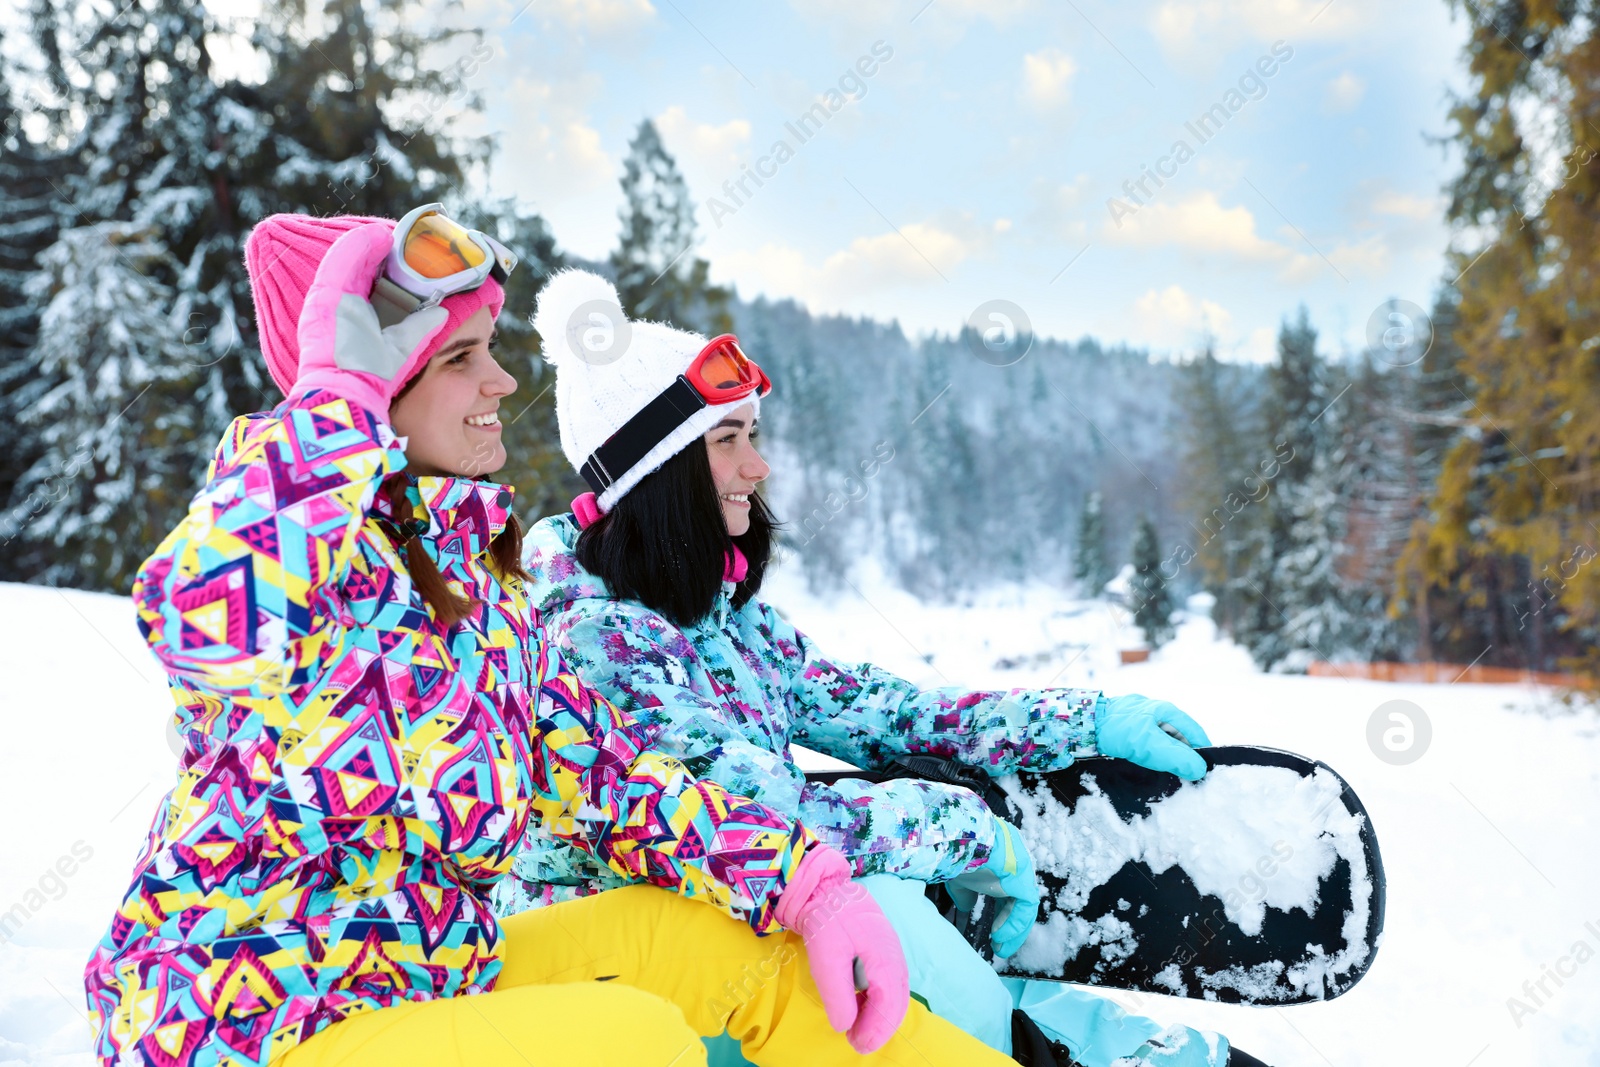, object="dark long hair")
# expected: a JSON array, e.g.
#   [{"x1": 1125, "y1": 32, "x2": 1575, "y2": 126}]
[{"x1": 575, "y1": 442, "x2": 775, "y2": 628}]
